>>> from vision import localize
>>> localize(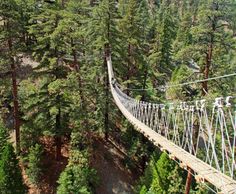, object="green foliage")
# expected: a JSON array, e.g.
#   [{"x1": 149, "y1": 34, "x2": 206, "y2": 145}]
[
  {"x1": 118, "y1": 0, "x2": 154, "y2": 100},
  {"x1": 70, "y1": 130, "x2": 90, "y2": 152},
  {"x1": 167, "y1": 65, "x2": 197, "y2": 100},
  {"x1": 136, "y1": 152, "x2": 185, "y2": 194},
  {"x1": 25, "y1": 144, "x2": 43, "y2": 186},
  {"x1": 0, "y1": 0, "x2": 20, "y2": 41},
  {"x1": 57, "y1": 165, "x2": 92, "y2": 194},
  {"x1": 193, "y1": 182, "x2": 216, "y2": 194},
  {"x1": 149, "y1": 3, "x2": 177, "y2": 79},
  {"x1": 58, "y1": 162, "x2": 99, "y2": 194},
  {"x1": 150, "y1": 153, "x2": 177, "y2": 193},
  {"x1": 57, "y1": 149, "x2": 98, "y2": 194},
  {"x1": 167, "y1": 166, "x2": 185, "y2": 193},
  {"x1": 1, "y1": 0, "x2": 236, "y2": 193},
  {"x1": 120, "y1": 125, "x2": 155, "y2": 171},
  {"x1": 0, "y1": 143, "x2": 26, "y2": 194},
  {"x1": 0, "y1": 122, "x2": 9, "y2": 156},
  {"x1": 188, "y1": 0, "x2": 235, "y2": 95},
  {"x1": 140, "y1": 185, "x2": 148, "y2": 194},
  {"x1": 57, "y1": 128, "x2": 98, "y2": 193}
]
